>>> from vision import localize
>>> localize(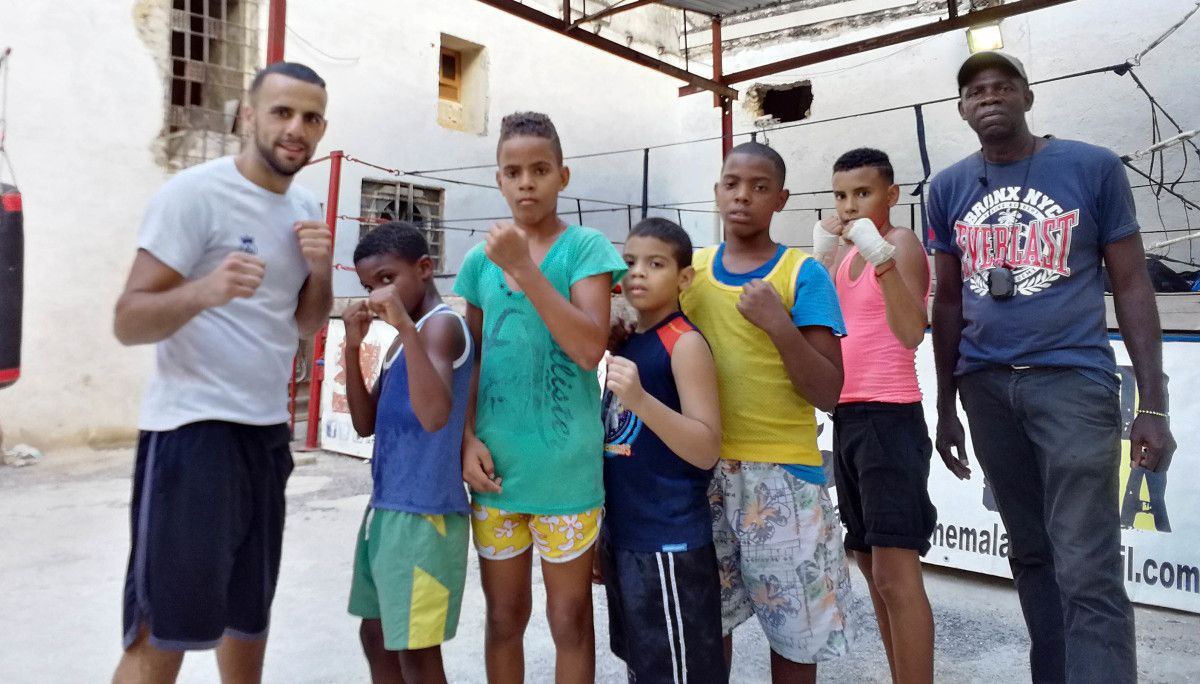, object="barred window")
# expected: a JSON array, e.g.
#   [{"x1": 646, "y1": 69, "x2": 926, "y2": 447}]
[
  {"x1": 359, "y1": 180, "x2": 446, "y2": 272},
  {"x1": 164, "y1": 0, "x2": 260, "y2": 169}
]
